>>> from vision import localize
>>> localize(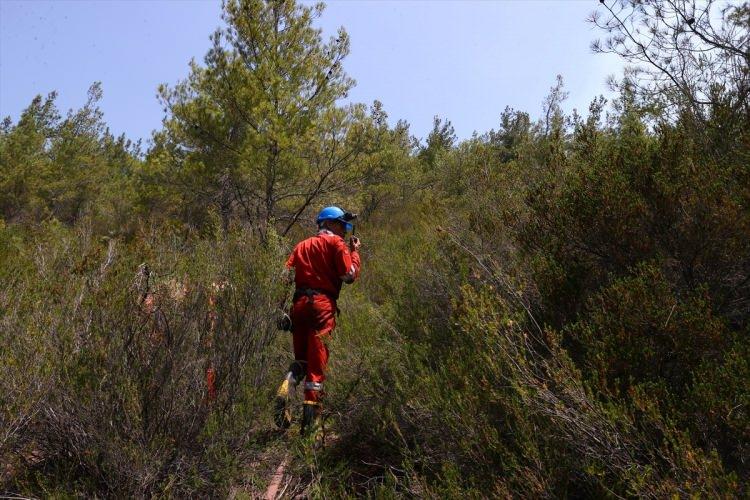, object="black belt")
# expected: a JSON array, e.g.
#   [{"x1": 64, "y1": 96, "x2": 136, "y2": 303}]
[{"x1": 293, "y1": 287, "x2": 337, "y2": 302}]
